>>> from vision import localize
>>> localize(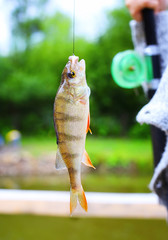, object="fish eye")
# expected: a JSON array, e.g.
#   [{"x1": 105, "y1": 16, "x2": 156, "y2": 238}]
[{"x1": 67, "y1": 71, "x2": 76, "y2": 78}]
